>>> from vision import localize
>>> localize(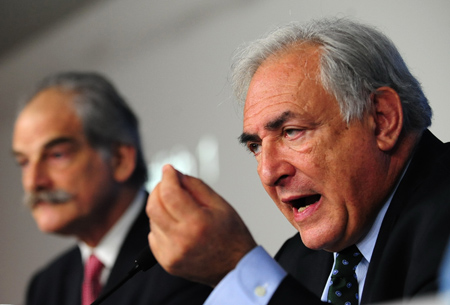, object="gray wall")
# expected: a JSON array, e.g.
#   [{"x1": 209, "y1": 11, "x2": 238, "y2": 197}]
[{"x1": 1, "y1": 0, "x2": 450, "y2": 303}]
